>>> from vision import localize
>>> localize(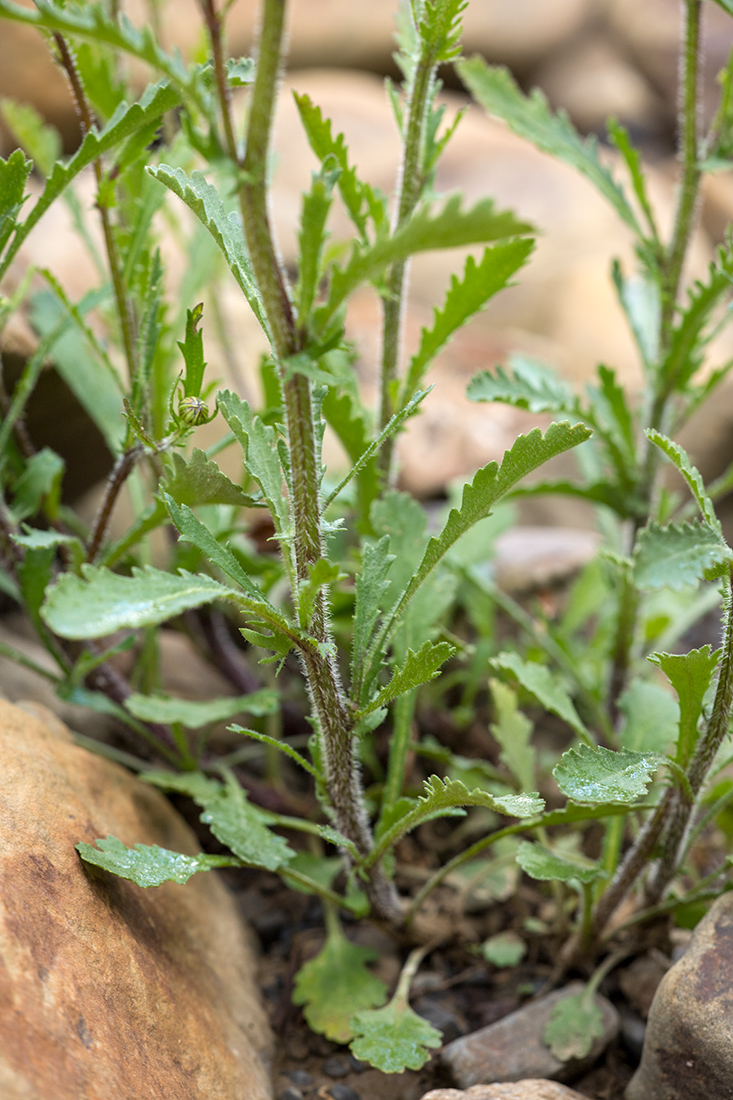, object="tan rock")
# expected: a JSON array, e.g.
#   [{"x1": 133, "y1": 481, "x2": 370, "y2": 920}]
[
  {"x1": 420, "y1": 1082, "x2": 587, "y2": 1099},
  {"x1": 0, "y1": 698, "x2": 273, "y2": 1100},
  {"x1": 625, "y1": 891, "x2": 733, "y2": 1100}
]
